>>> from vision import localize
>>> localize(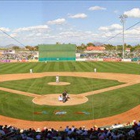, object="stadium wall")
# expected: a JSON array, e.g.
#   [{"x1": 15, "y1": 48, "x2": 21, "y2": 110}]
[{"x1": 38, "y1": 44, "x2": 76, "y2": 62}]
